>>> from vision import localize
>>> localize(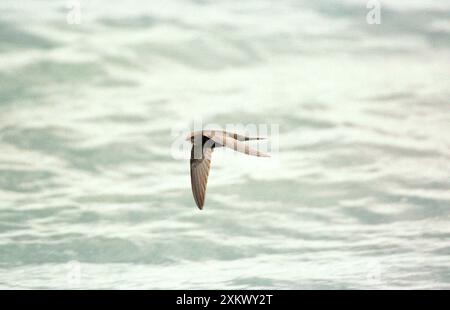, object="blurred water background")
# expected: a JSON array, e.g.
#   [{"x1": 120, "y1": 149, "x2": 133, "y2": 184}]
[{"x1": 0, "y1": 0, "x2": 449, "y2": 289}]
